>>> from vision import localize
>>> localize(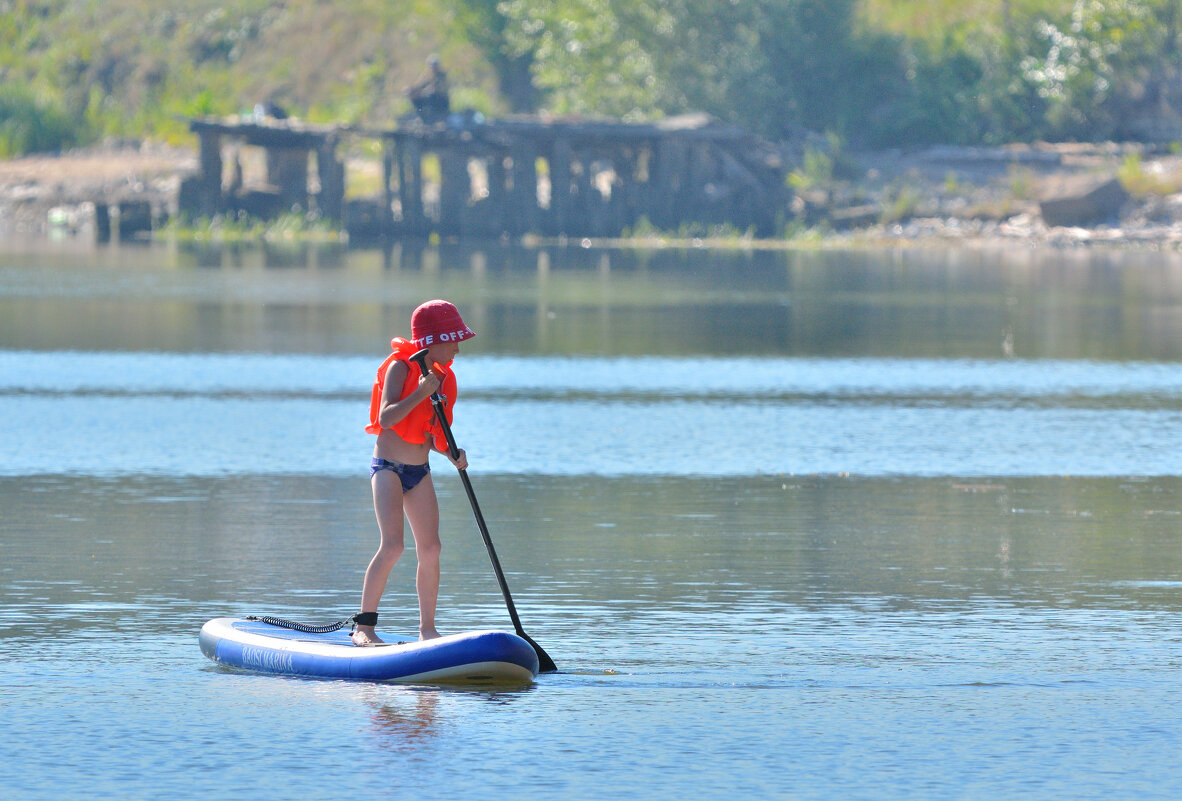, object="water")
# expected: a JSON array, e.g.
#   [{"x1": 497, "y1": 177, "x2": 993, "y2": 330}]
[
  {"x1": 2, "y1": 239, "x2": 1182, "y2": 799},
  {"x1": 5, "y1": 351, "x2": 1182, "y2": 476}
]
